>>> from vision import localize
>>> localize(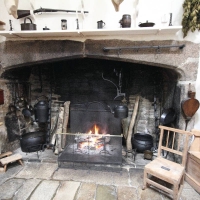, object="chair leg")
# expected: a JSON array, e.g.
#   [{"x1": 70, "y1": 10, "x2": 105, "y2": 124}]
[
  {"x1": 142, "y1": 169, "x2": 148, "y2": 190},
  {"x1": 173, "y1": 184, "x2": 179, "y2": 200},
  {"x1": 176, "y1": 175, "x2": 185, "y2": 200}
]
